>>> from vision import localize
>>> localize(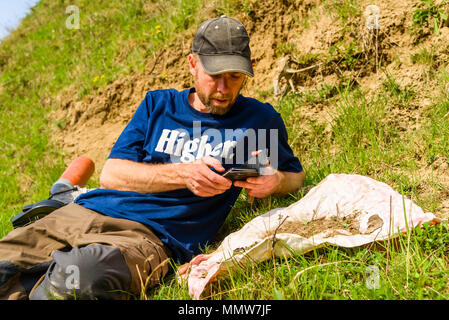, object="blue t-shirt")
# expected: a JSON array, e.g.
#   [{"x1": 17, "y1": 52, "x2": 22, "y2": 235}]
[{"x1": 74, "y1": 88, "x2": 302, "y2": 263}]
